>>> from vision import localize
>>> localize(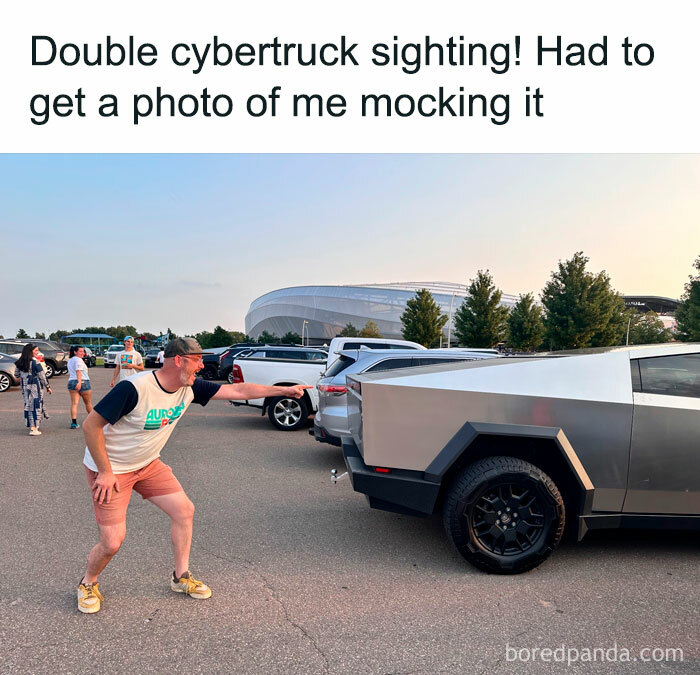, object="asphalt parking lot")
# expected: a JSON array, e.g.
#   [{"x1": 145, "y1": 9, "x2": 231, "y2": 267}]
[{"x1": 1, "y1": 367, "x2": 698, "y2": 674}]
